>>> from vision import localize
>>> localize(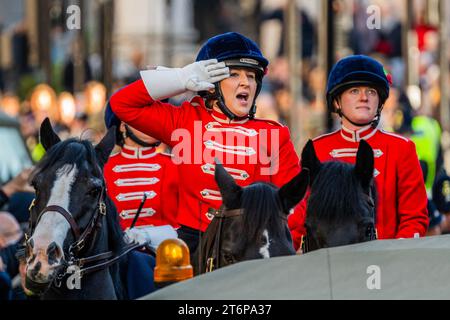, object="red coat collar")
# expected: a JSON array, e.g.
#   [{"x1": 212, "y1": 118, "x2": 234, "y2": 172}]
[
  {"x1": 340, "y1": 125, "x2": 378, "y2": 142},
  {"x1": 121, "y1": 145, "x2": 157, "y2": 159},
  {"x1": 210, "y1": 109, "x2": 250, "y2": 125}
]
